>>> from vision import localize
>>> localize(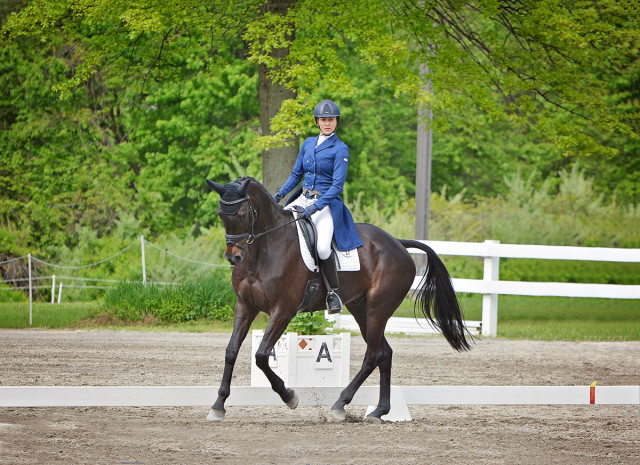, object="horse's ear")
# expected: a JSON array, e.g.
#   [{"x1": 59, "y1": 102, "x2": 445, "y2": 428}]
[
  {"x1": 237, "y1": 179, "x2": 250, "y2": 196},
  {"x1": 206, "y1": 179, "x2": 226, "y2": 196}
]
